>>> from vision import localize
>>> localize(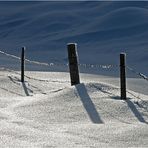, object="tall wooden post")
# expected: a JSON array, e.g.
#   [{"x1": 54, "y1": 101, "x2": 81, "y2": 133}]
[
  {"x1": 21, "y1": 47, "x2": 25, "y2": 82},
  {"x1": 67, "y1": 43, "x2": 80, "y2": 86},
  {"x1": 120, "y1": 53, "x2": 126, "y2": 100}
]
